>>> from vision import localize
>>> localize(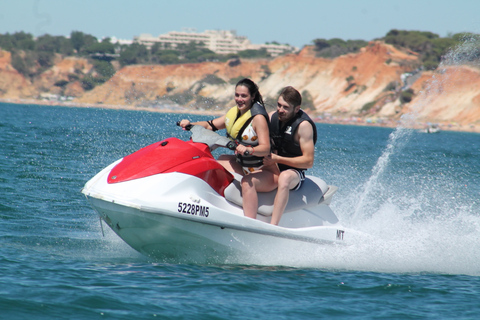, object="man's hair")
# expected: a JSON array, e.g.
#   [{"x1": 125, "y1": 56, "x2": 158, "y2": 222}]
[{"x1": 279, "y1": 86, "x2": 302, "y2": 107}]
